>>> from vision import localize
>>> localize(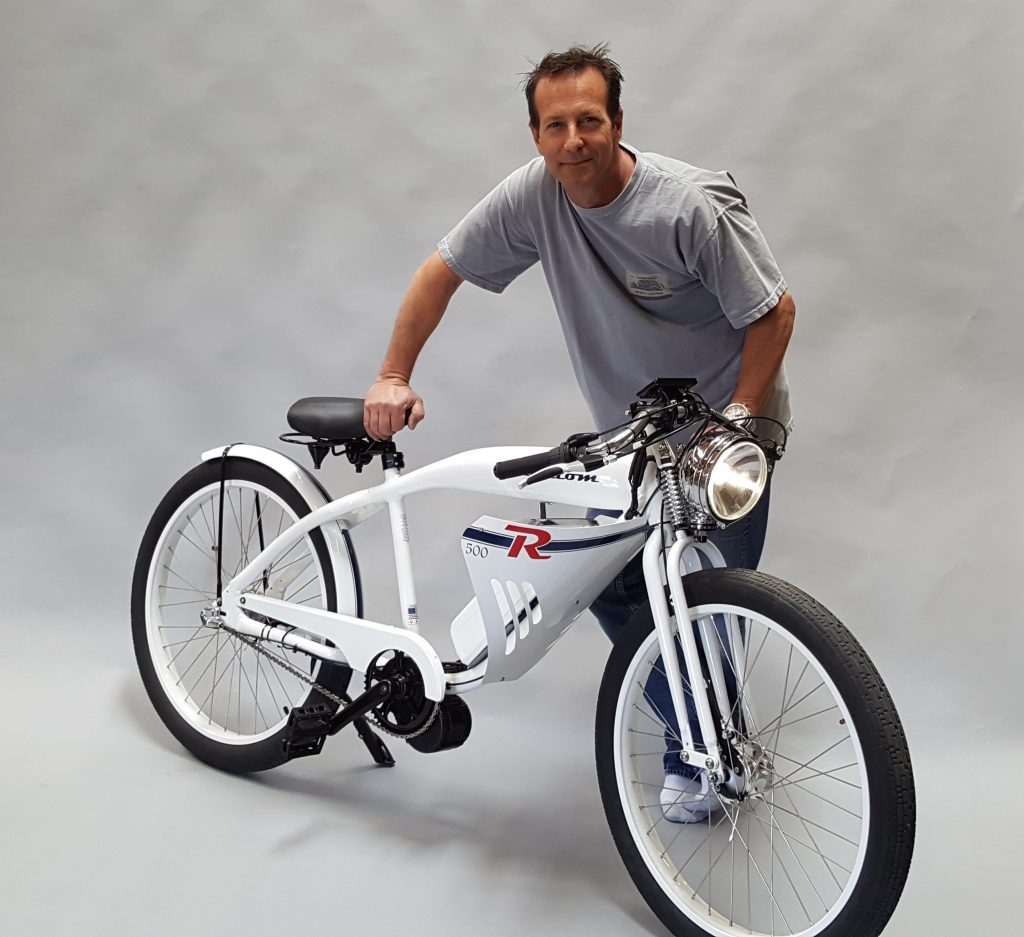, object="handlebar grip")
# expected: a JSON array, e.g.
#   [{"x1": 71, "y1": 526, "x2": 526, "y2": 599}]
[{"x1": 493, "y1": 446, "x2": 567, "y2": 480}]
